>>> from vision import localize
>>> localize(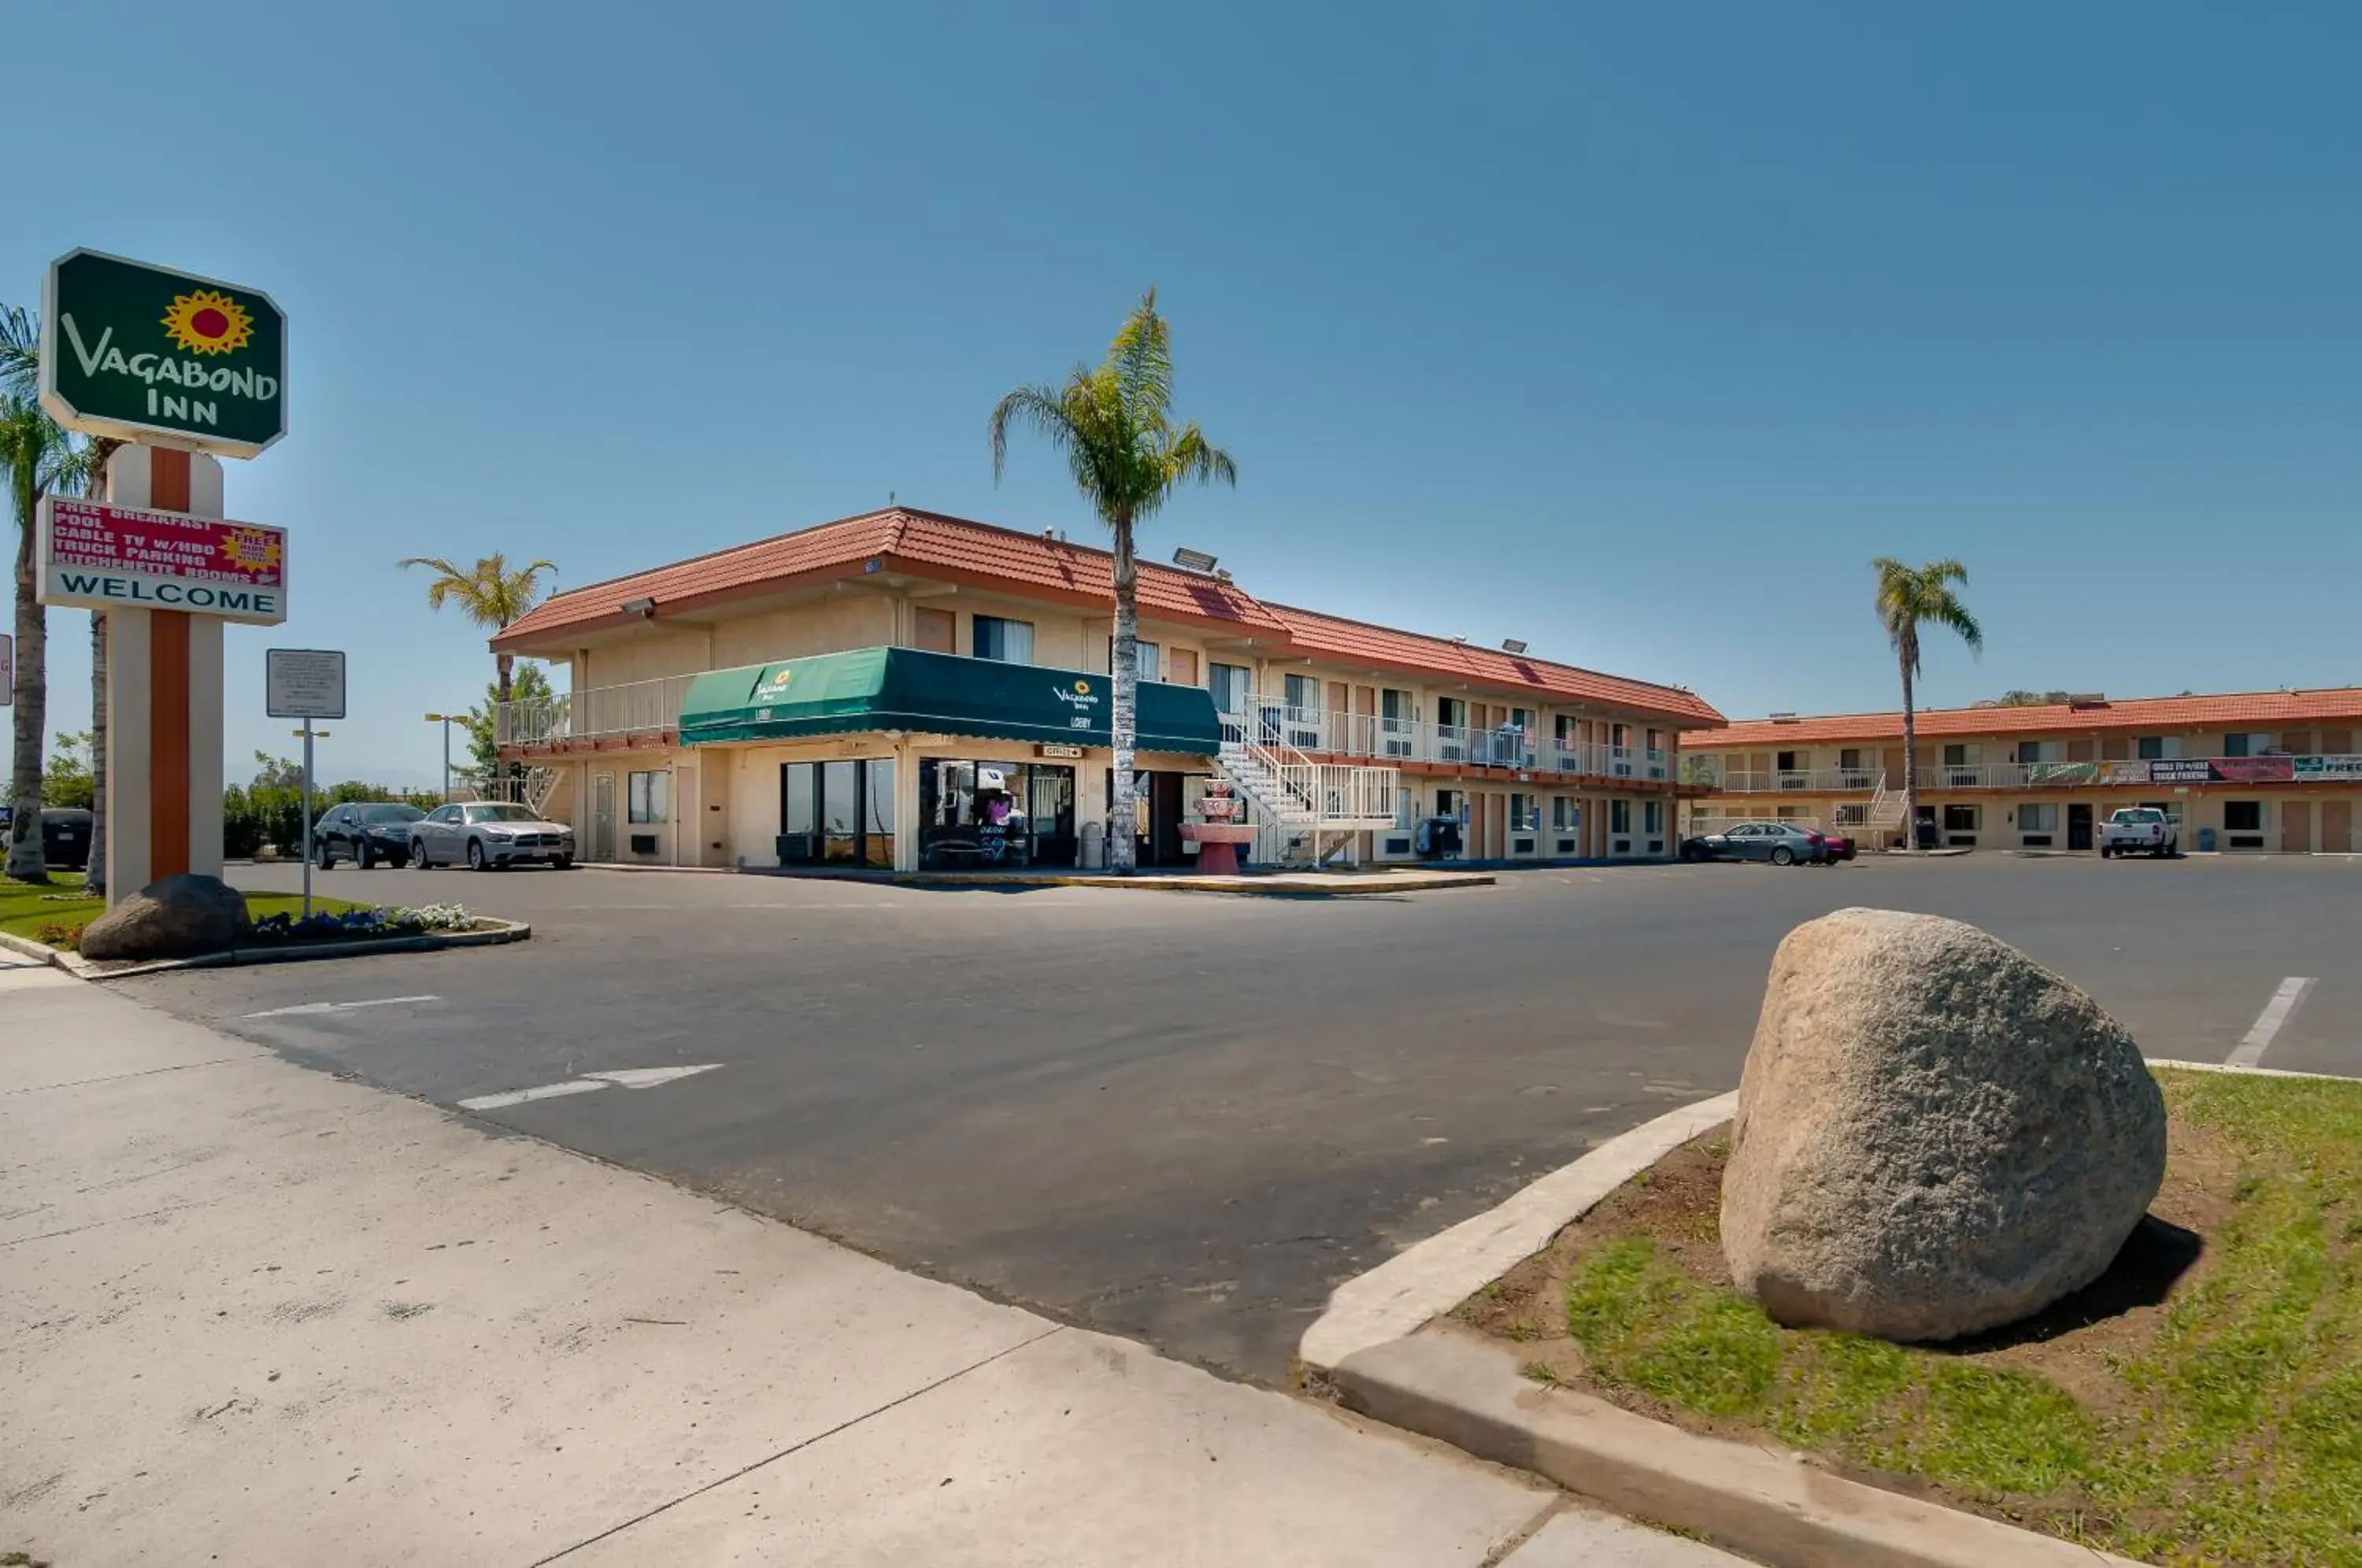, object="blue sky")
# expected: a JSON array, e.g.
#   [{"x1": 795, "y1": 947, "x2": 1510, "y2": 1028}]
[{"x1": 10, "y1": 3, "x2": 2359, "y2": 786}]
